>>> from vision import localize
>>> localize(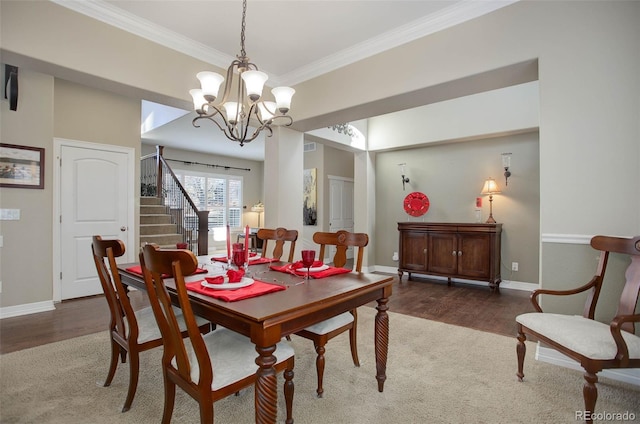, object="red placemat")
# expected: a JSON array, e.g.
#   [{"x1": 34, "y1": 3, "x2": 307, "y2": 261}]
[
  {"x1": 185, "y1": 279, "x2": 285, "y2": 302},
  {"x1": 269, "y1": 263, "x2": 352, "y2": 279}
]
